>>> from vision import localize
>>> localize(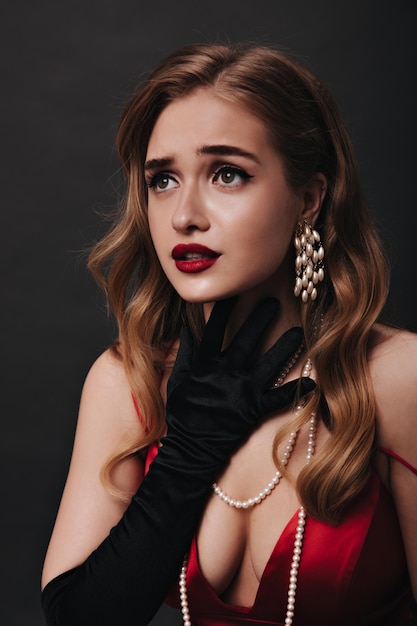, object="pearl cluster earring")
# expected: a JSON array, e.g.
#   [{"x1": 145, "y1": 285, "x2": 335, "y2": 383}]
[{"x1": 294, "y1": 221, "x2": 325, "y2": 302}]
